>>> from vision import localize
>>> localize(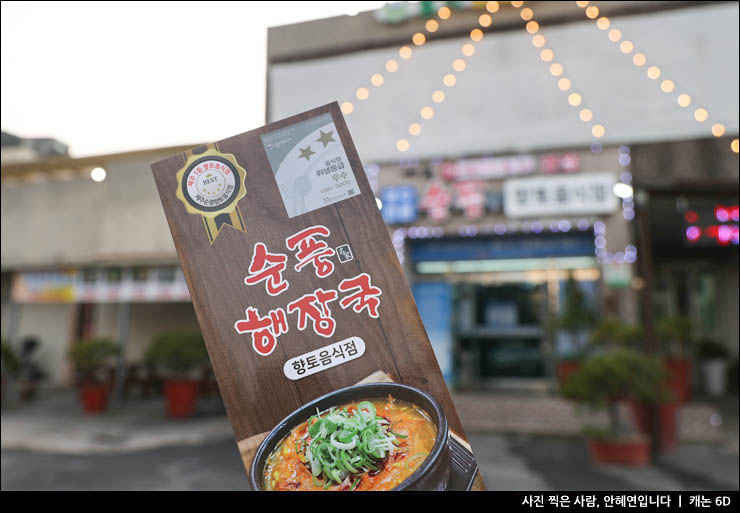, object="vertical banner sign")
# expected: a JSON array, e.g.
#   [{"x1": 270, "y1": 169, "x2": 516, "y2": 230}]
[{"x1": 151, "y1": 103, "x2": 481, "y2": 491}]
